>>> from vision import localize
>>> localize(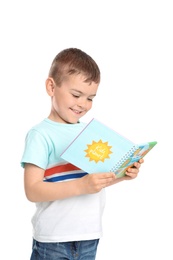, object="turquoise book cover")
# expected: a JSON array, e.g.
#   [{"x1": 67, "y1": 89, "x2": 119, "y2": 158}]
[{"x1": 60, "y1": 118, "x2": 157, "y2": 177}]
